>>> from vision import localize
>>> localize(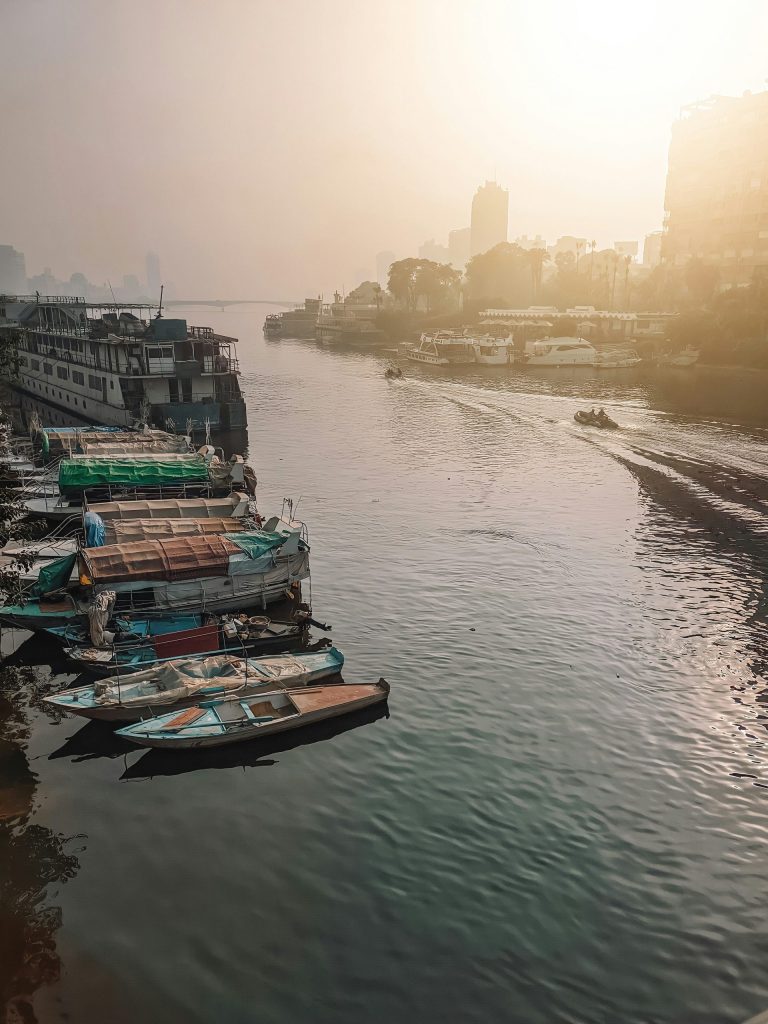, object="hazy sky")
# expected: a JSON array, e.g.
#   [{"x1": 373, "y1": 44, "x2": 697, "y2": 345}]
[{"x1": 3, "y1": 0, "x2": 768, "y2": 298}]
